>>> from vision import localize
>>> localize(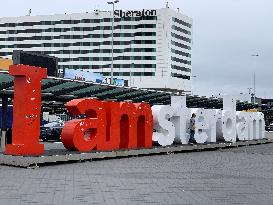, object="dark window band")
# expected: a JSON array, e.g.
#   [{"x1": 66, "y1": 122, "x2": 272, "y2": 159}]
[
  {"x1": 172, "y1": 25, "x2": 191, "y2": 35},
  {"x1": 60, "y1": 64, "x2": 156, "y2": 70},
  {"x1": 0, "y1": 24, "x2": 156, "y2": 34},
  {"x1": 171, "y1": 48, "x2": 191, "y2": 58},
  {"x1": 171, "y1": 56, "x2": 191, "y2": 65},
  {"x1": 171, "y1": 40, "x2": 191, "y2": 50},
  {"x1": 171, "y1": 64, "x2": 191, "y2": 73},
  {"x1": 0, "y1": 16, "x2": 157, "y2": 28},
  {"x1": 172, "y1": 17, "x2": 192, "y2": 28},
  {"x1": 102, "y1": 72, "x2": 155, "y2": 76},
  {"x1": 171, "y1": 72, "x2": 190, "y2": 80},
  {"x1": 171, "y1": 32, "x2": 191, "y2": 43}
]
